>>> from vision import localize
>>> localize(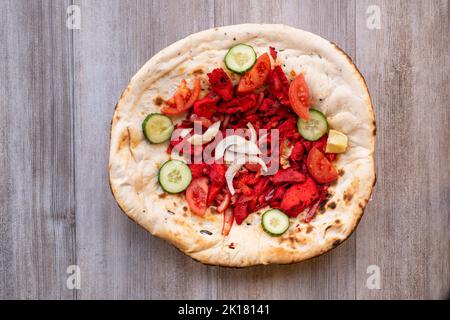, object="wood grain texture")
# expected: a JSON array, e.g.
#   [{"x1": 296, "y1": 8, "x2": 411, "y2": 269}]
[
  {"x1": 0, "y1": 0, "x2": 449, "y2": 300},
  {"x1": 0, "y1": 0, "x2": 76, "y2": 299},
  {"x1": 355, "y1": 0, "x2": 450, "y2": 299}
]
